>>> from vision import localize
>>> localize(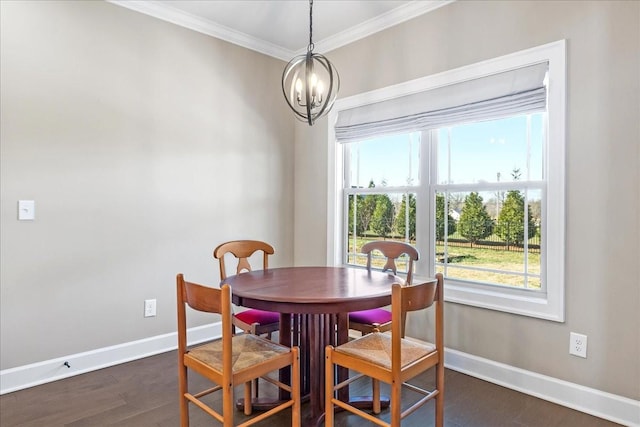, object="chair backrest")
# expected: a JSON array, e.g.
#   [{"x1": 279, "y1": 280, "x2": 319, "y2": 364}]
[
  {"x1": 361, "y1": 241, "x2": 419, "y2": 284},
  {"x1": 391, "y1": 273, "x2": 443, "y2": 351},
  {"x1": 213, "y1": 240, "x2": 275, "y2": 280},
  {"x1": 176, "y1": 274, "x2": 233, "y2": 370}
]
